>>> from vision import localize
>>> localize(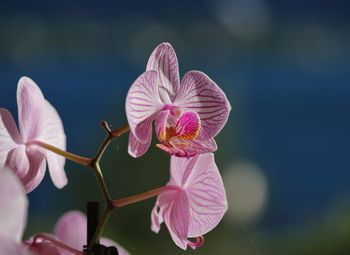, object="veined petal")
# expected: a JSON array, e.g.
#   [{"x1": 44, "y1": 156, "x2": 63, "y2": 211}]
[
  {"x1": 54, "y1": 211, "x2": 86, "y2": 250},
  {"x1": 151, "y1": 198, "x2": 162, "y2": 233},
  {"x1": 0, "y1": 108, "x2": 21, "y2": 168},
  {"x1": 126, "y1": 70, "x2": 161, "y2": 142},
  {"x1": 22, "y1": 149, "x2": 46, "y2": 193},
  {"x1": 155, "y1": 109, "x2": 170, "y2": 141},
  {"x1": 146, "y1": 43, "x2": 180, "y2": 103},
  {"x1": 162, "y1": 190, "x2": 190, "y2": 250},
  {"x1": 7, "y1": 146, "x2": 46, "y2": 193},
  {"x1": 36, "y1": 100, "x2": 67, "y2": 189},
  {"x1": 128, "y1": 131, "x2": 152, "y2": 158},
  {"x1": 156, "y1": 137, "x2": 217, "y2": 157},
  {"x1": 175, "y1": 111, "x2": 200, "y2": 140},
  {"x1": 174, "y1": 71, "x2": 231, "y2": 140},
  {"x1": 6, "y1": 146, "x2": 30, "y2": 180},
  {"x1": 17, "y1": 77, "x2": 45, "y2": 142},
  {"x1": 169, "y1": 156, "x2": 197, "y2": 187},
  {"x1": 0, "y1": 168, "x2": 28, "y2": 243},
  {"x1": 185, "y1": 154, "x2": 227, "y2": 237}
]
